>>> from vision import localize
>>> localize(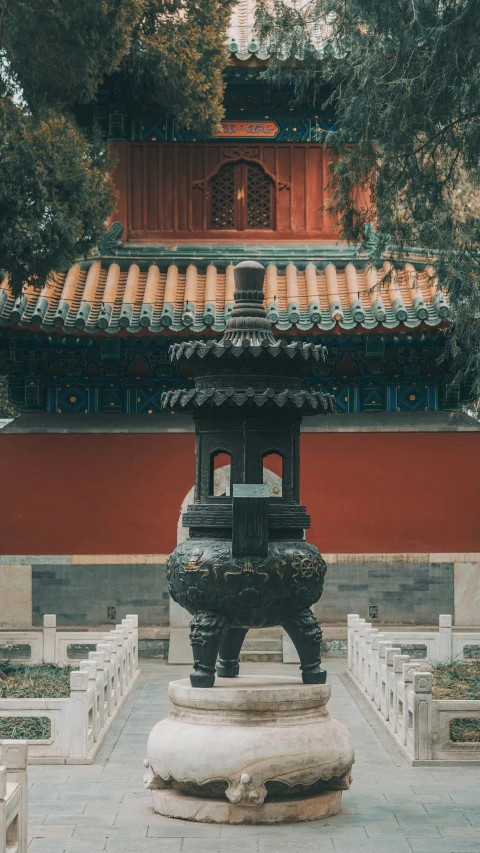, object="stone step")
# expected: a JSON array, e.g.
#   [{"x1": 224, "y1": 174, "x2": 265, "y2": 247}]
[
  {"x1": 242, "y1": 638, "x2": 282, "y2": 651},
  {"x1": 240, "y1": 651, "x2": 283, "y2": 662}
]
